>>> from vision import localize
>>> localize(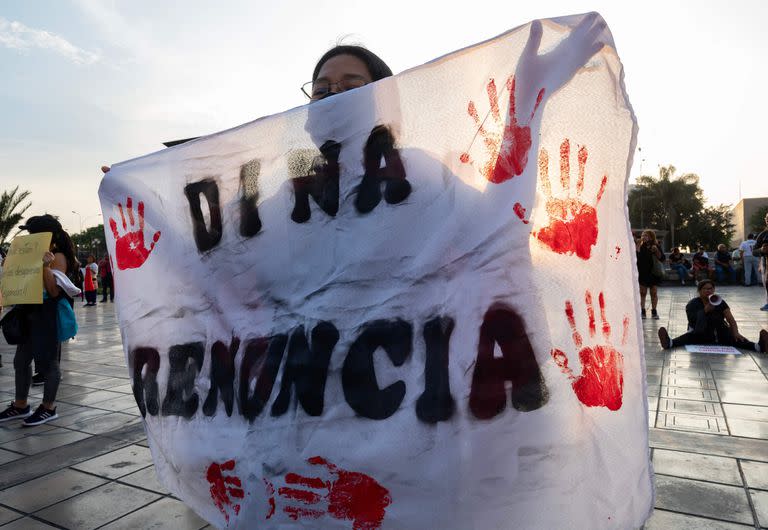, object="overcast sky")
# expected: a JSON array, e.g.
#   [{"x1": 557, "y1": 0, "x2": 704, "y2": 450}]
[{"x1": 1, "y1": 0, "x2": 766, "y2": 235}]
